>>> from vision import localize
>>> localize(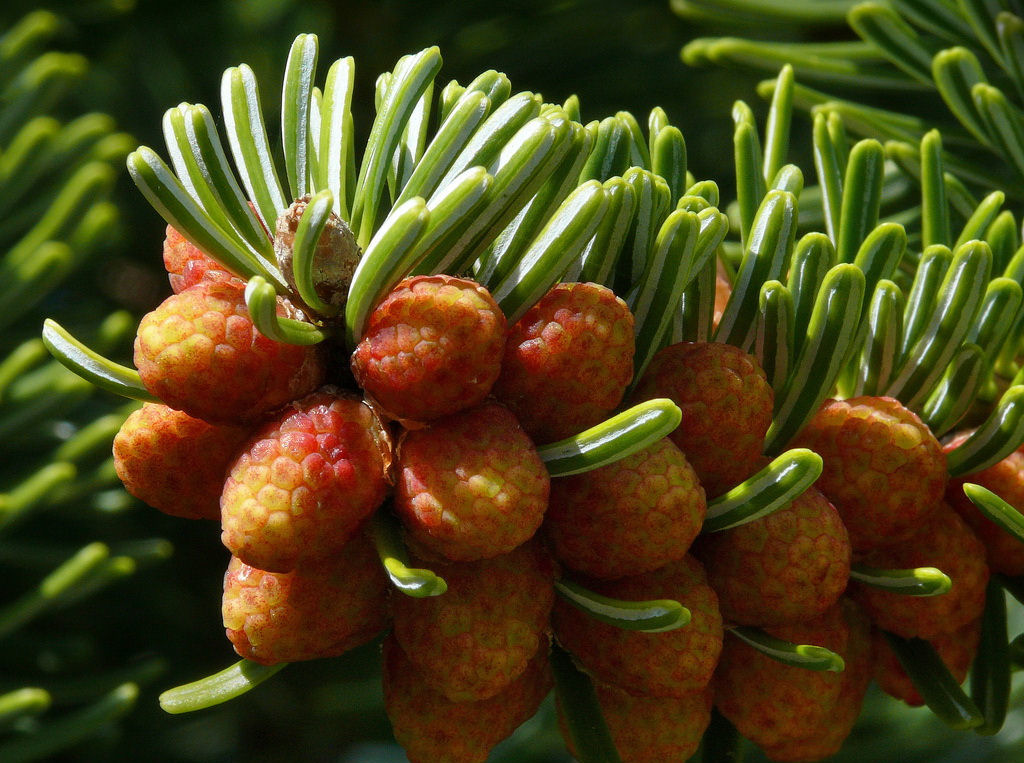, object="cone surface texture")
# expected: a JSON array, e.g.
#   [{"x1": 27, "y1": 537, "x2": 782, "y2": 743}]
[
  {"x1": 391, "y1": 541, "x2": 556, "y2": 702},
  {"x1": 220, "y1": 389, "x2": 389, "y2": 572},
  {"x1": 383, "y1": 635, "x2": 552, "y2": 763},
  {"x1": 113, "y1": 402, "x2": 248, "y2": 520},
  {"x1": 553, "y1": 554, "x2": 723, "y2": 697},
  {"x1": 222, "y1": 533, "x2": 389, "y2": 664},
  {"x1": 713, "y1": 603, "x2": 850, "y2": 752},
  {"x1": 694, "y1": 485, "x2": 851, "y2": 627},
  {"x1": 630, "y1": 341, "x2": 773, "y2": 497},
  {"x1": 493, "y1": 281, "x2": 635, "y2": 444},
  {"x1": 545, "y1": 437, "x2": 705, "y2": 579},
  {"x1": 946, "y1": 441, "x2": 1024, "y2": 576},
  {"x1": 851, "y1": 502, "x2": 989, "y2": 639},
  {"x1": 351, "y1": 274, "x2": 507, "y2": 422},
  {"x1": 793, "y1": 396, "x2": 946, "y2": 551},
  {"x1": 394, "y1": 402, "x2": 550, "y2": 562},
  {"x1": 134, "y1": 279, "x2": 325, "y2": 424}
]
